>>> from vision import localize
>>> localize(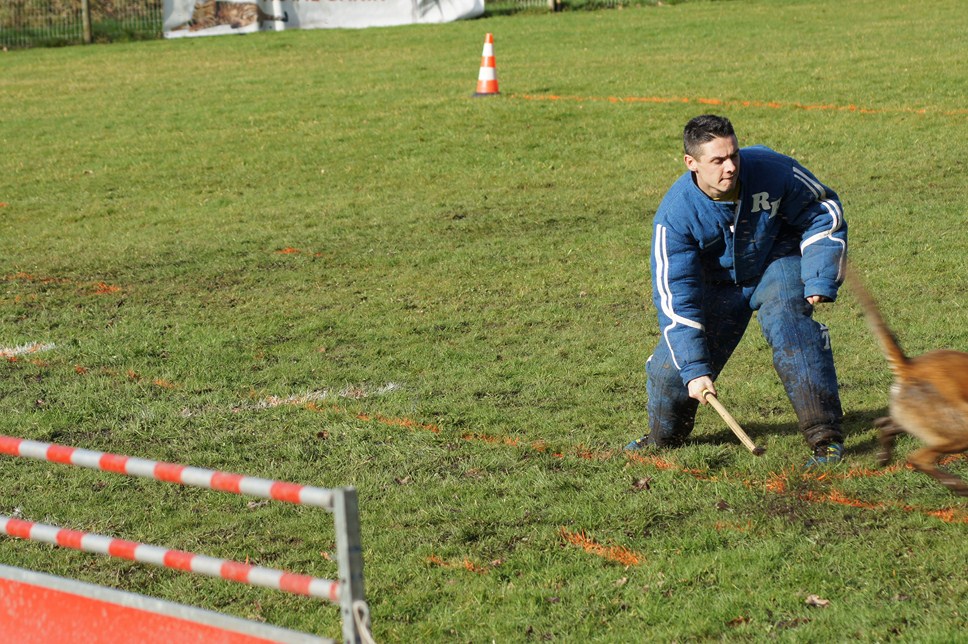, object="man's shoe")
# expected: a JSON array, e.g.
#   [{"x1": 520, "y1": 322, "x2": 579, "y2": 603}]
[
  {"x1": 624, "y1": 434, "x2": 654, "y2": 451},
  {"x1": 804, "y1": 442, "x2": 844, "y2": 468}
]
